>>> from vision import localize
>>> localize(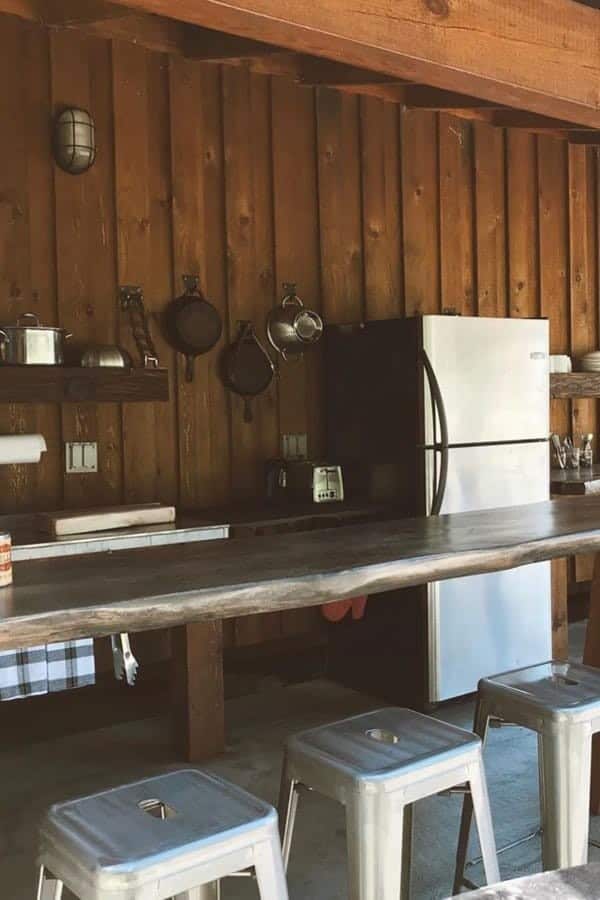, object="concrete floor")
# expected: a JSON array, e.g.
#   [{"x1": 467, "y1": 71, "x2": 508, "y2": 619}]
[{"x1": 2, "y1": 622, "x2": 599, "y2": 899}]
